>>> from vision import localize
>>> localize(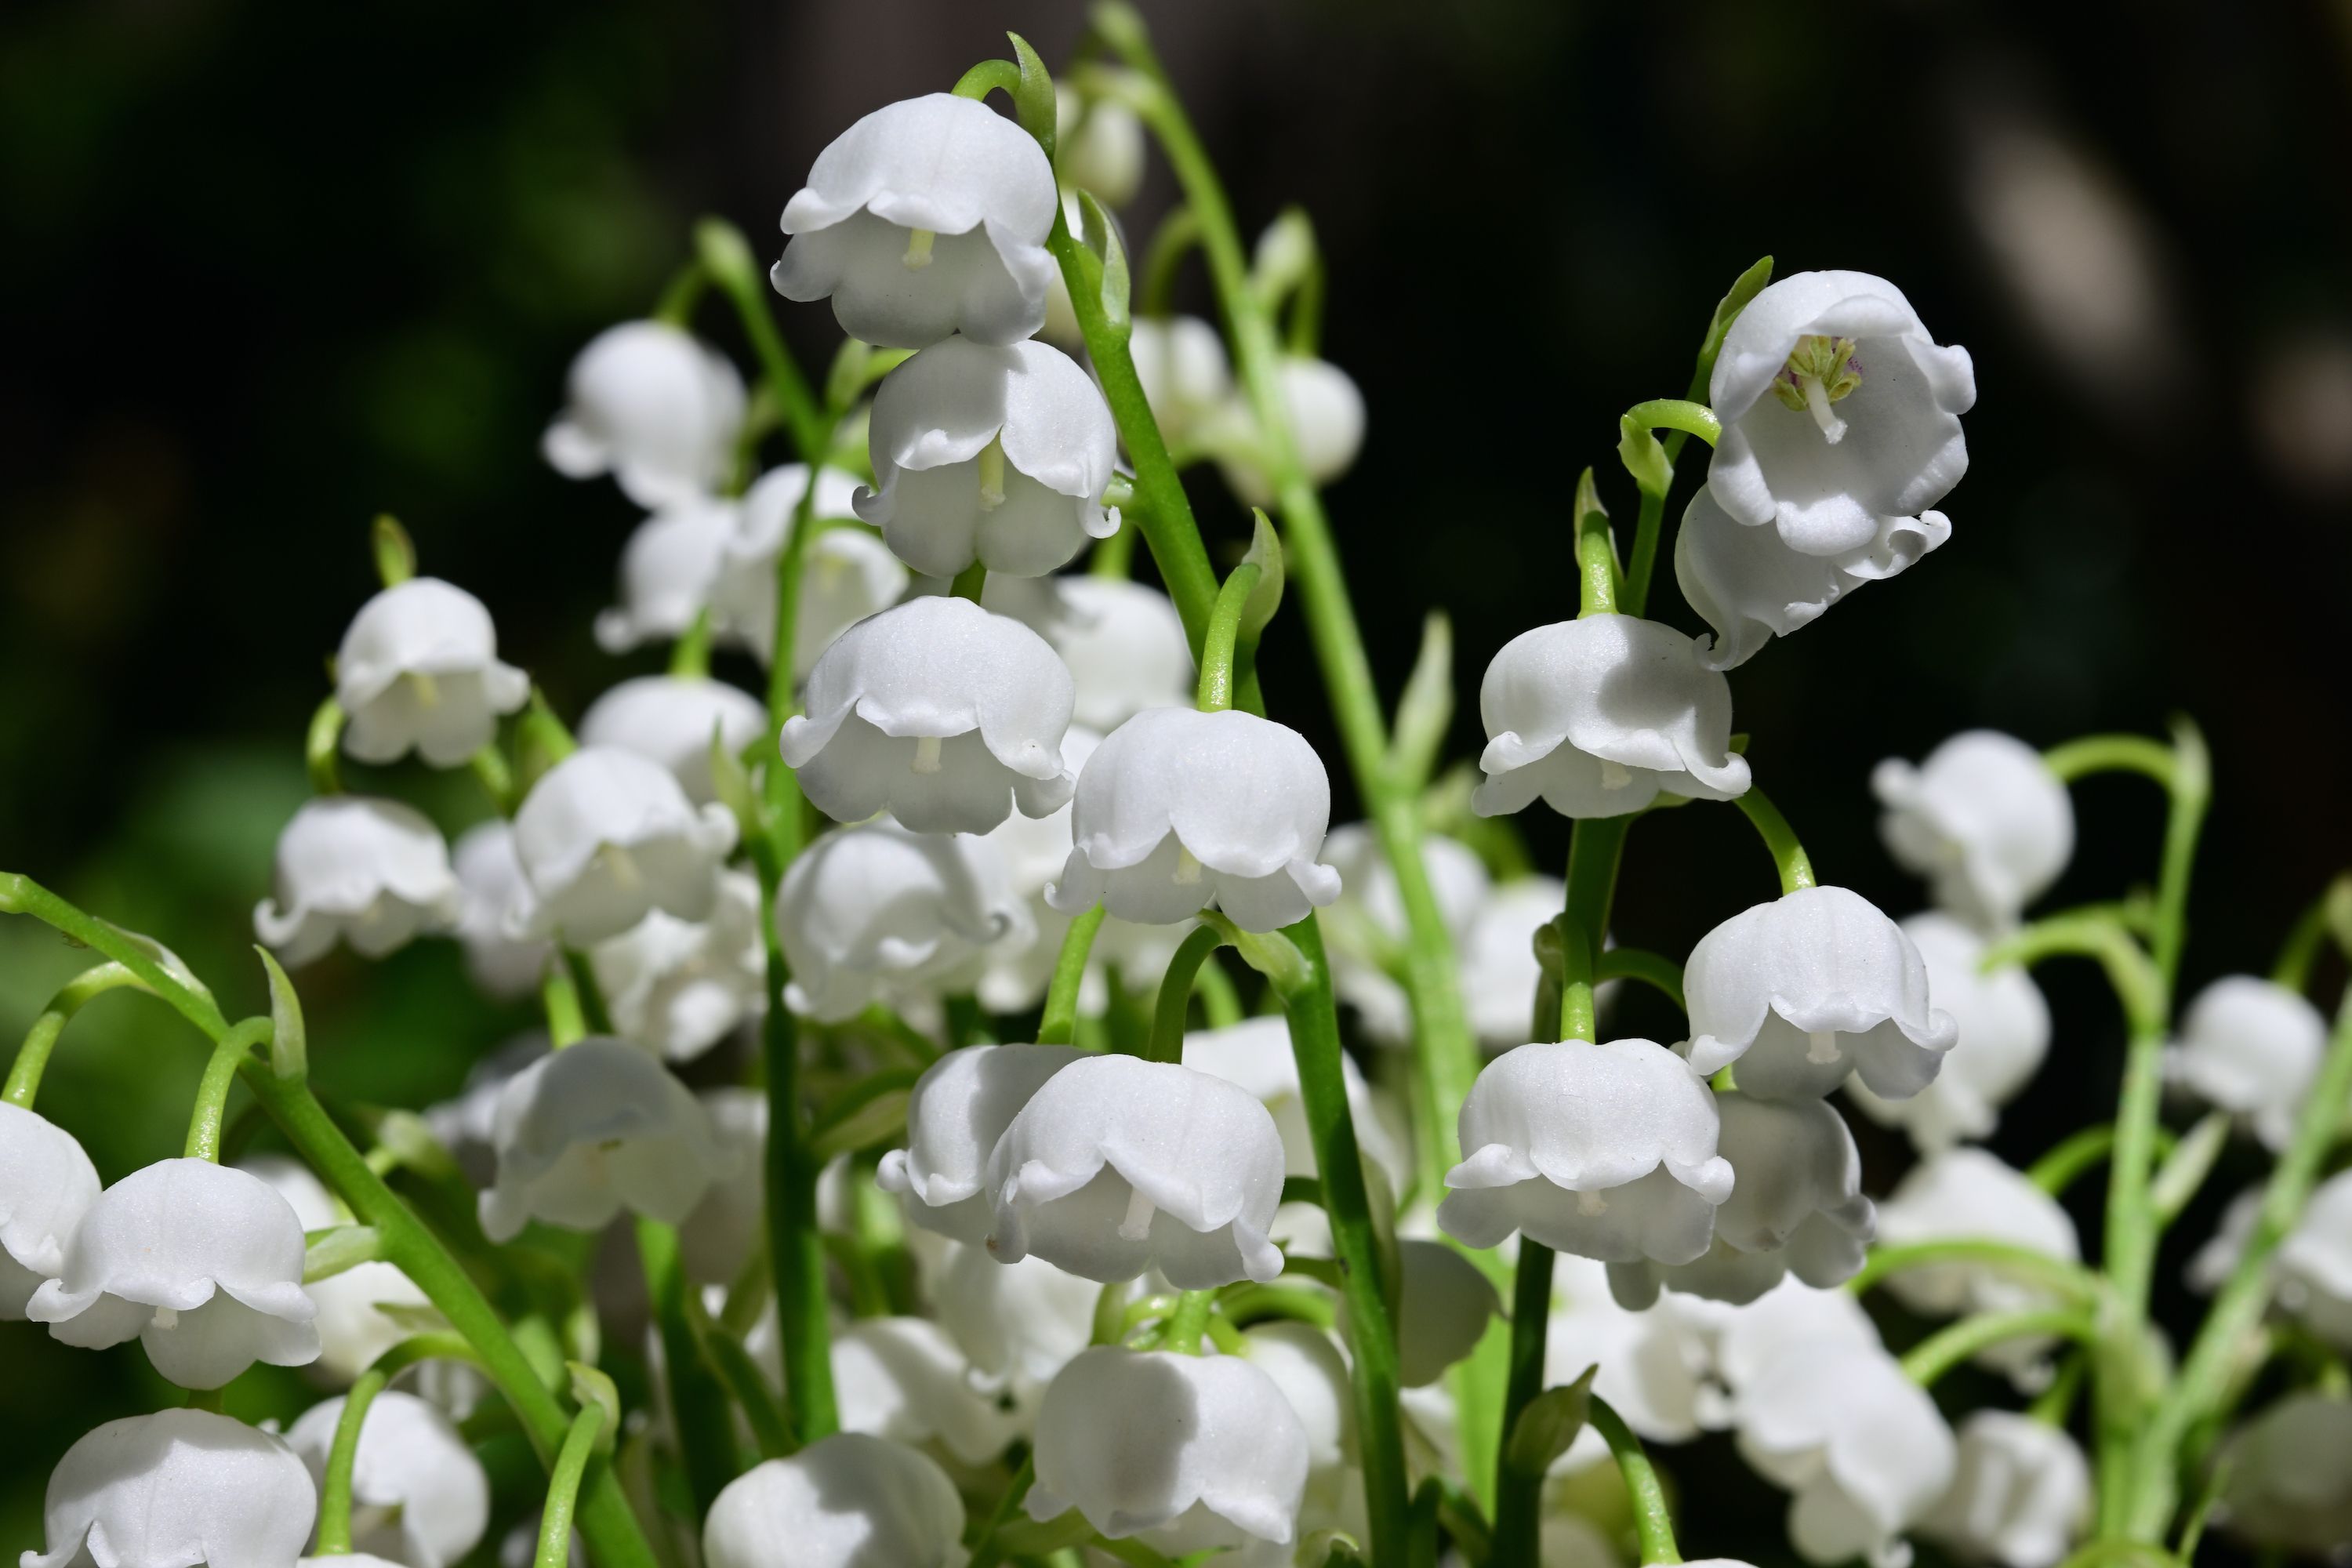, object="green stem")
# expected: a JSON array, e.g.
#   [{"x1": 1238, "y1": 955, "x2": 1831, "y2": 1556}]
[
  {"x1": 539, "y1": 961, "x2": 587, "y2": 1048},
  {"x1": 1038, "y1": 906, "x2": 1107, "y2": 1047},
  {"x1": 315, "y1": 1365, "x2": 389, "y2": 1555},
  {"x1": 1594, "y1": 948, "x2": 1685, "y2": 1014},
  {"x1": 2027, "y1": 1123, "x2": 2179, "y2": 1196},
  {"x1": 703, "y1": 1318, "x2": 794, "y2": 1459},
  {"x1": 307, "y1": 698, "x2": 346, "y2": 795},
  {"x1": 1621, "y1": 310, "x2": 1730, "y2": 617},
  {"x1": 654, "y1": 259, "x2": 708, "y2": 327},
  {"x1": 1490, "y1": 1240, "x2": 1555, "y2": 1567},
  {"x1": 966, "y1": 1452, "x2": 1037, "y2": 1568},
  {"x1": 950, "y1": 561, "x2": 989, "y2": 603},
  {"x1": 1902, "y1": 1308, "x2": 2099, "y2": 1388},
  {"x1": 1160, "y1": 1288, "x2": 1217, "y2": 1355},
  {"x1": 1732, "y1": 784, "x2": 1816, "y2": 895},
  {"x1": 699, "y1": 220, "x2": 829, "y2": 464},
  {"x1": 535, "y1": 1402, "x2": 609, "y2": 1568},
  {"x1": 637, "y1": 1217, "x2": 740, "y2": 1514},
  {"x1": 5, "y1": 962, "x2": 157, "y2": 1108},
  {"x1": 2270, "y1": 875, "x2": 2351, "y2": 993},
  {"x1": 1589, "y1": 1396, "x2": 1679, "y2": 1566},
  {"x1": 183, "y1": 1017, "x2": 269, "y2": 1160},
  {"x1": 2043, "y1": 735, "x2": 2177, "y2": 788},
  {"x1": 1139, "y1": 206, "x2": 1200, "y2": 318},
  {"x1": 669, "y1": 607, "x2": 714, "y2": 679},
  {"x1": 764, "y1": 983, "x2": 836, "y2": 1441},
  {"x1": 1847, "y1": 1240, "x2": 2103, "y2": 1305},
  {"x1": 1196, "y1": 561, "x2": 1262, "y2": 712},
  {"x1": 1145, "y1": 924, "x2": 1228, "y2": 1065}
]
